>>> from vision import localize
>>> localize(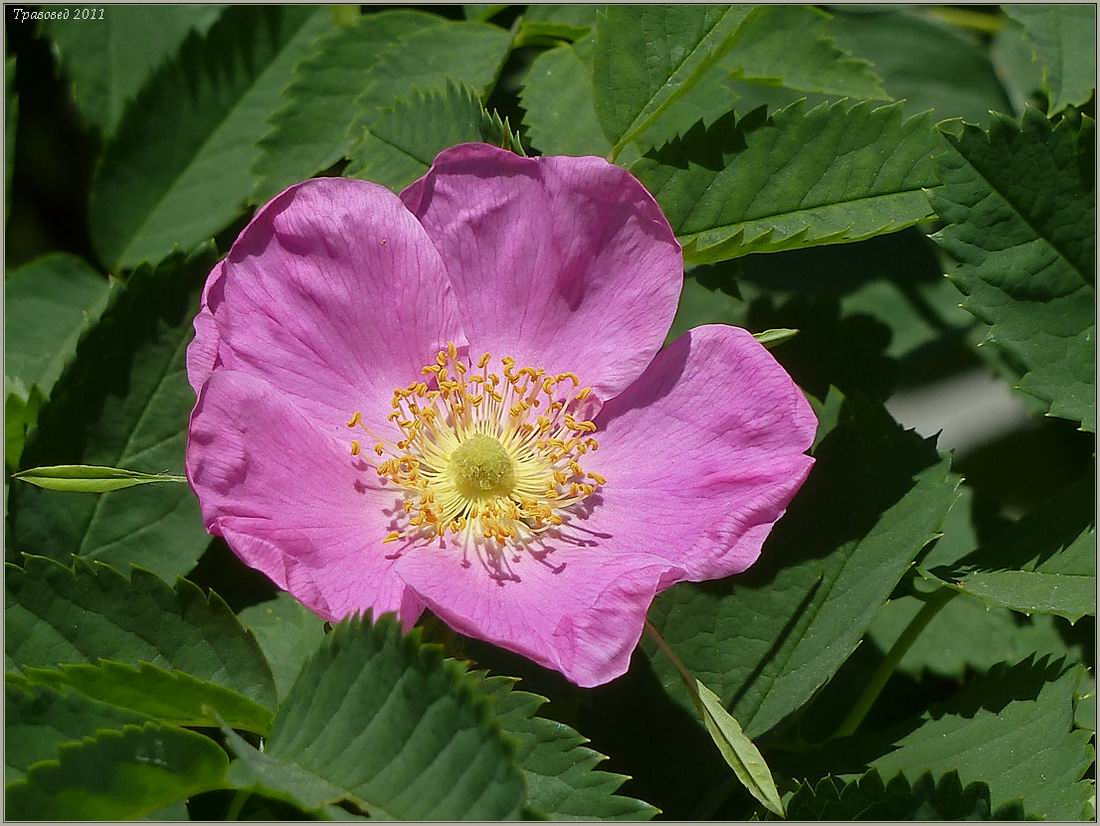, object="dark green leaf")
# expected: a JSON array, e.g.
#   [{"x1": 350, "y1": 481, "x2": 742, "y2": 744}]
[
  {"x1": 1004, "y1": 5, "x2": 1096, "y2": 114},
  {"x1": 5, "y1": 674, "x2": 147, "y2": 783},
  {"x1": 13, "y1": 465, "x2": 185, "y2": 492},
  {"x1": 520, "y1": 36, "x2": 611, "y2": 157},
  {"x1": 40, "y1": 5, "x2": 226, "y2": 136},
  {"x1": 632, "y1": 100, "x2": 940, "y2": 263},
  {"x1": 345, "y1": 82, "x2": 523, "y2": 193},
  {"x1": 780, "y1": 769, "x2": 1022, "y2": 820},
  {"x1": 931, "y1": 107, "x2": 1095, "y2": 430},
  {"x1": 4, "y1": 379, "x2": 41, "y2": 472},
  {"x1": 253, "y1": 15, "x2": 511, "y2": 202},
  {"x1": 5, "y1": 722, "x2": 228, "y2": 819},
  {"x1": 830, "y1": 9, "x2": 1014, "y2": 125},
  {"x1": 238, "y1": 593, "x2": 325, "y2": 704},
  {"x1": 89, "y1": 6, "x2": 336, "y2": 271},
  {"x1": 645, "y1": 394, "x2": 959, "y2": 738},
  {"x1": 475, "y1": 674, "x2": 658, "y2": 820},
  {"x1": 7, "y1": 249, "x2": 212, "y2": 581},
  {"x1": 24, "y1": 659, "x2": 273, "y2": 734},
  {"x1": 6, "y1": 554, "x2": 276, "y2": 712},
  {"x1": 729, "y1": 5, "x2": 888, "y2": 99},
  {"x1": 519, "y1": 5, "x2": 598, "y2": 42},
  {"x1": 224, "y1": 616, "x2": 525, "y2": 819},
  {"x1": 868, "y1": 659, "x2": 1095, "y2": 820},
  {"x1": 991, "y1": 19, "x2": 1045, "y2": 115},
  {"x1": 592, "y1": 5, "x2": 759, "y2": 154},
  {"x1": 924, "y1": 477, "x2": 1095, "y2": 622},
  {"x1": 4, "y1": 253, "x2": 112, "y2": 399}
]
